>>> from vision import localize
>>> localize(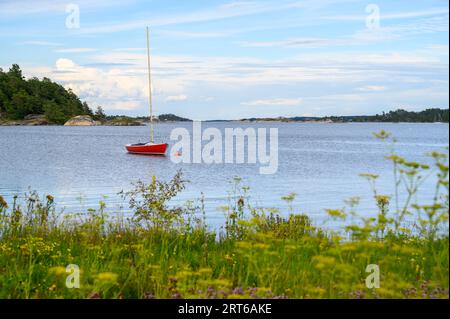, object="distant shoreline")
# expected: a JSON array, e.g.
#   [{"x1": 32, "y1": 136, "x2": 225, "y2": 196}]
[
  {"x1": 0, "y1": 120, "x2": 188, "y2": 126},
  {"x1": 1, "y1": 108, "x2": 448, "y2": 126},
  {"x1": 1, "y1": 120, "x2": 448, "y2": 126}
]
